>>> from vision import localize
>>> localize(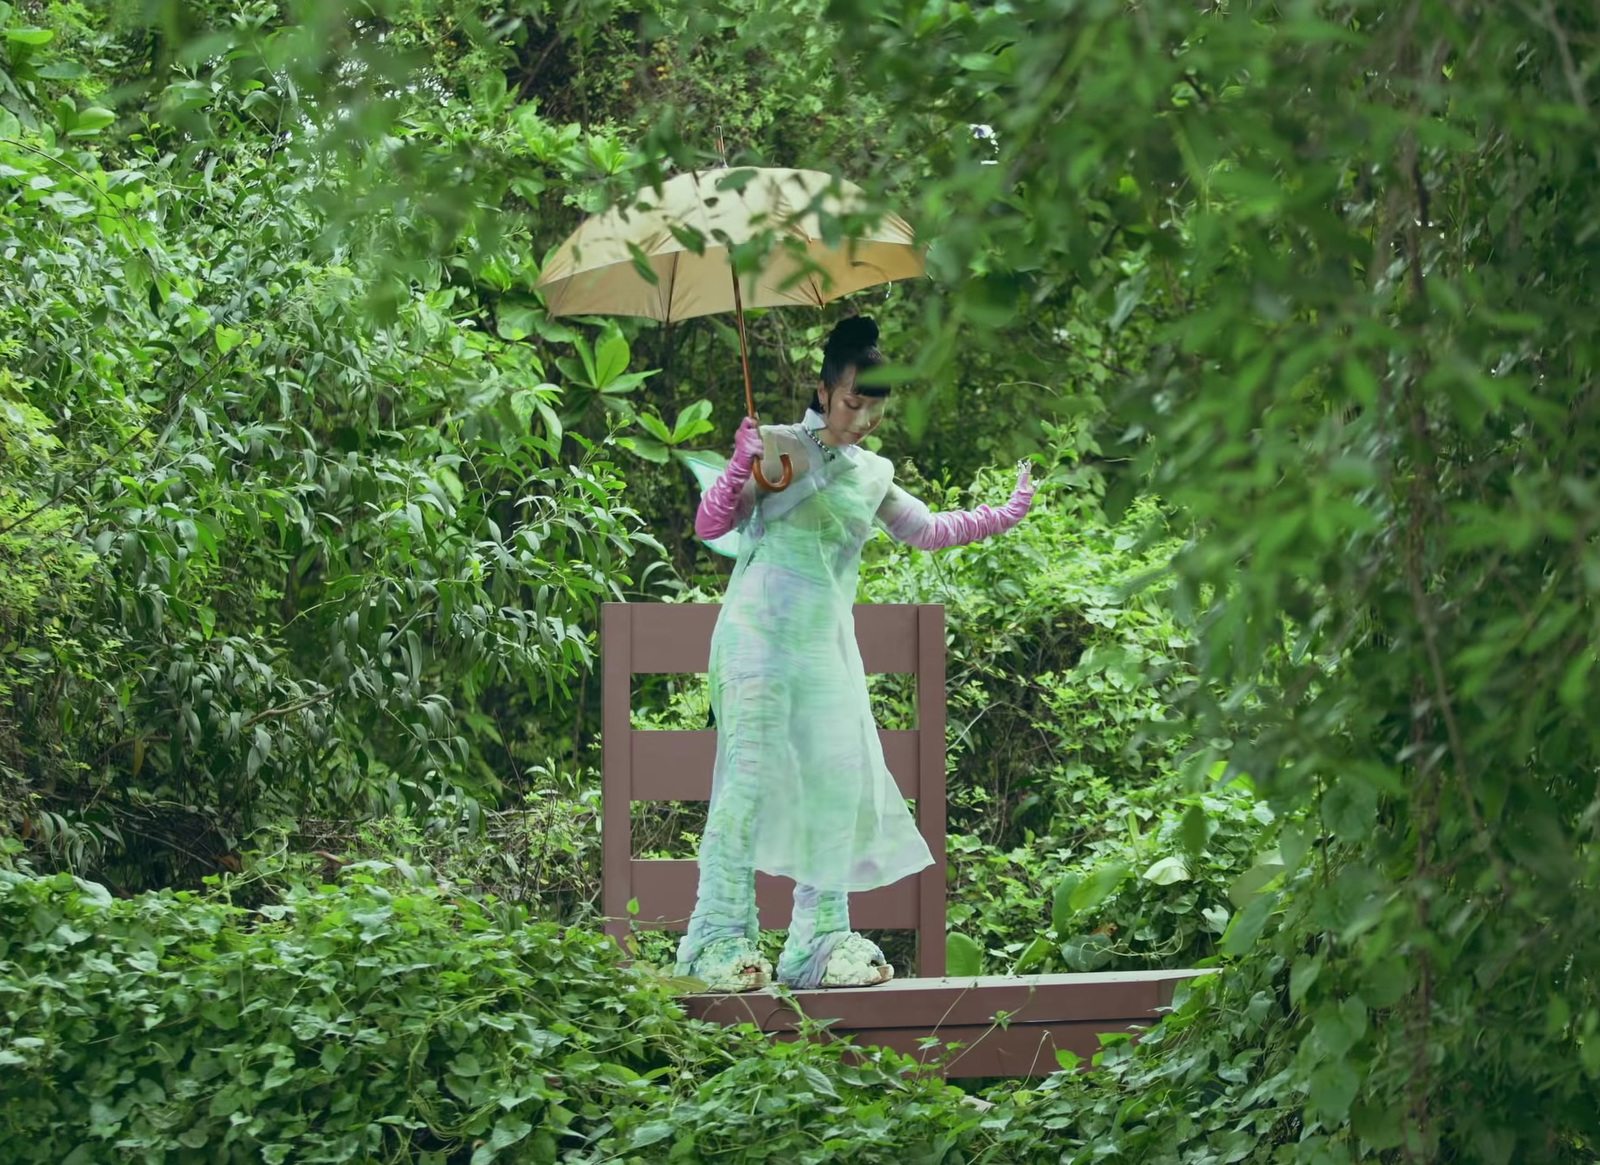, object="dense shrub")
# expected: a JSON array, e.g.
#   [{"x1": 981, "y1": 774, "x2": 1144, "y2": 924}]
[{"x1": 0, "y1": 860, "x2": 985, "y2": 1164}]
